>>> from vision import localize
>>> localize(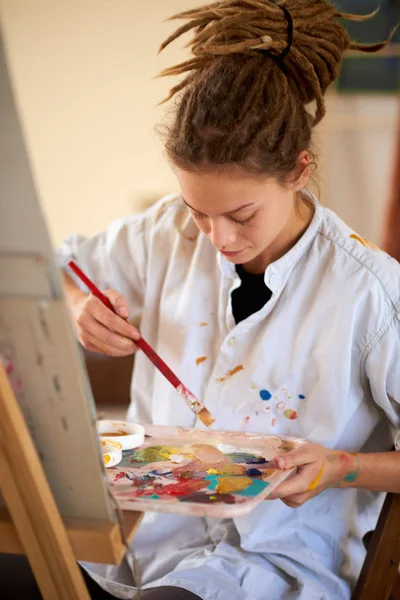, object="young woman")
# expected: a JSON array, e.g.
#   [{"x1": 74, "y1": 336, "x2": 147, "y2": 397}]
[{"x1": 58, "y1": 1, "x2": 400, "y2": 599}]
